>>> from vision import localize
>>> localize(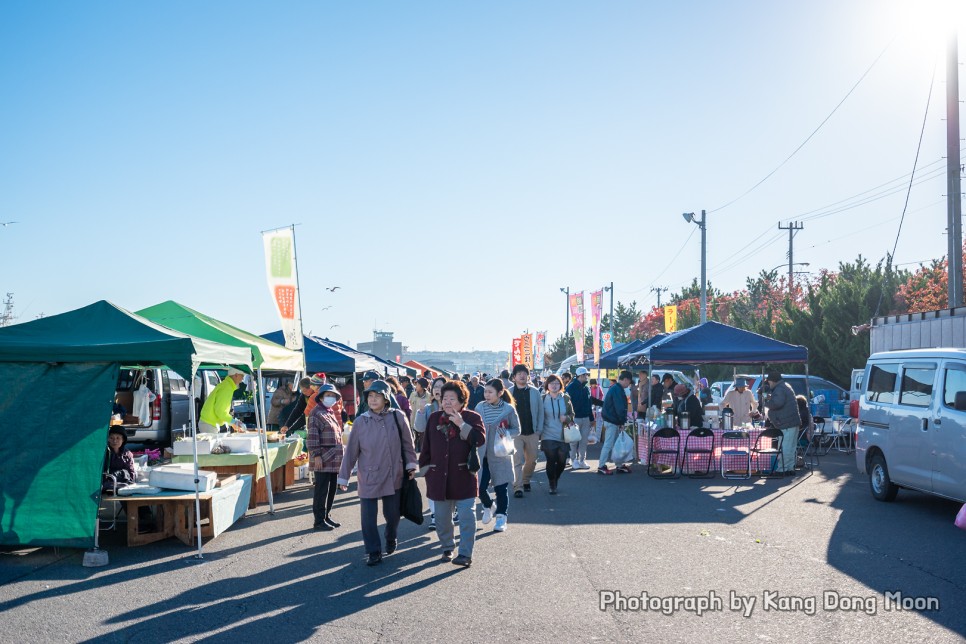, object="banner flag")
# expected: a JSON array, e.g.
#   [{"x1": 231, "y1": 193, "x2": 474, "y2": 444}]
[
  {"x1": 521, "y1": 333, "x2": 533, "y2": 369},
  {"x1": 569, "y1": 292, "x2": 585, "y2": 363},
  {"x1": 512, "y1": 337, "x2": 523, "y2": 366},
  {"x1": 590, "y1": 290, "x2": 603, "y2": 364},
  {"x1": 602, "y1": 332, "x2": 613, "y2": 353},
  {"x1": 664, "y1": 305, "x2": 678, "y2": 333},
  {"x1": 534, "y1": 331, "x2": 547, "y2": 370},
  {"x1": 262, "y1": 227, "x2": 304, "y2": 351}
]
